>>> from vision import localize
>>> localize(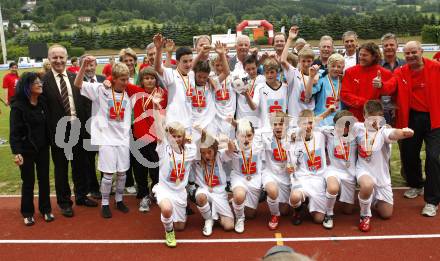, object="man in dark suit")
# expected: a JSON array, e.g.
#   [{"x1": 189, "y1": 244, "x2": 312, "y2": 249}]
[
  {"x1": 42, "y1": 45, "x2": 97, "y2": 217},
  {"x1": 79, "y1": 55, "x2": 106, "y2": 199}
]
